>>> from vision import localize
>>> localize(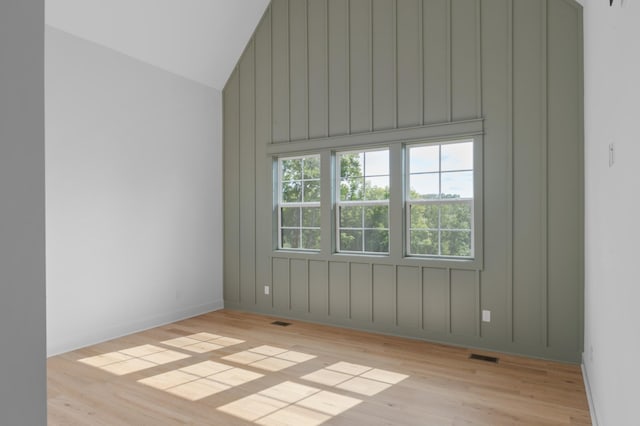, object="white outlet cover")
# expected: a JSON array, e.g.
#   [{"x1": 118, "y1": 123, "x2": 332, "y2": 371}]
[
  {"x1": 482, "y1": 310, "x2": 491, "y2": 322},
  {"x1": 264, "y1": 286, "x2": 270, "y2": 295}
]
